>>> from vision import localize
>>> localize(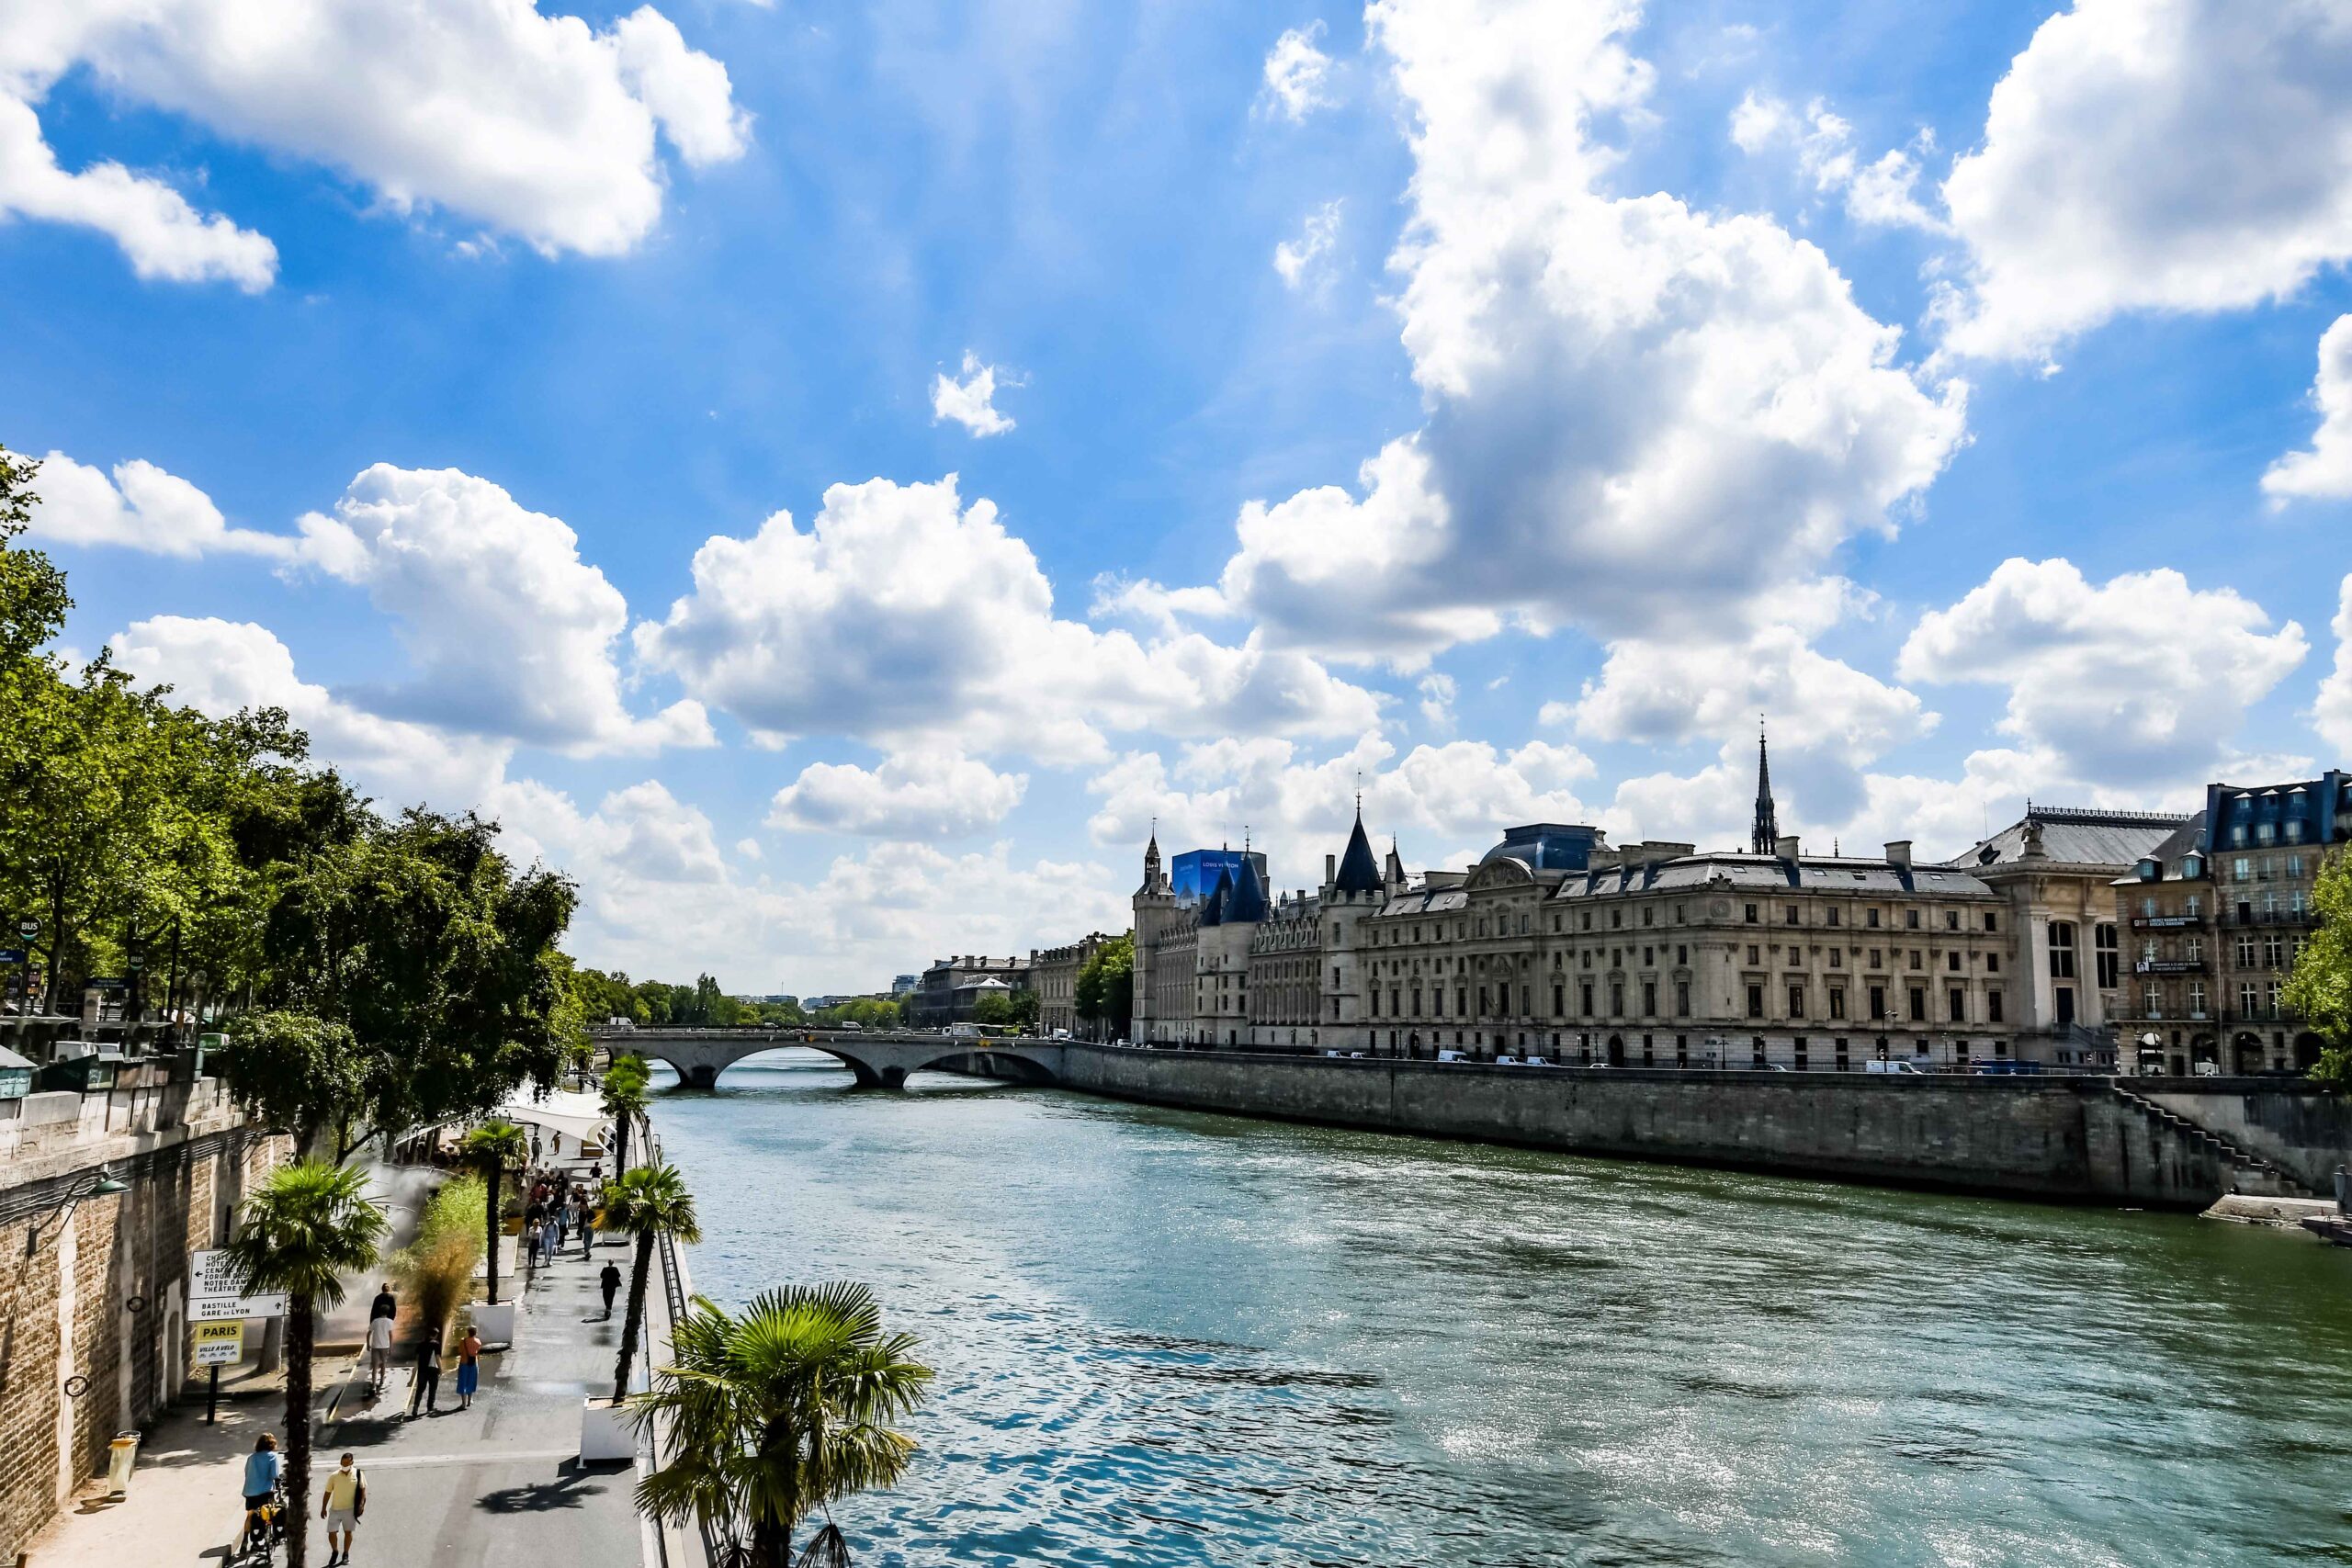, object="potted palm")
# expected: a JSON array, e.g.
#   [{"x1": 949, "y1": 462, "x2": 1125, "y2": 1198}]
[
  {"x1": 631, "y1": 1282, "x2": 933, "y2": 1566},
  {"x1": 582, "y1": 1162, "x2": 700, "y2": 1461},
  {"x1": 458, "y1": 1119, "x2": 526, "y2": 1346},
  {"x1": 222, "y1": 1160, "x2": 389, "y2": 1568}
]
